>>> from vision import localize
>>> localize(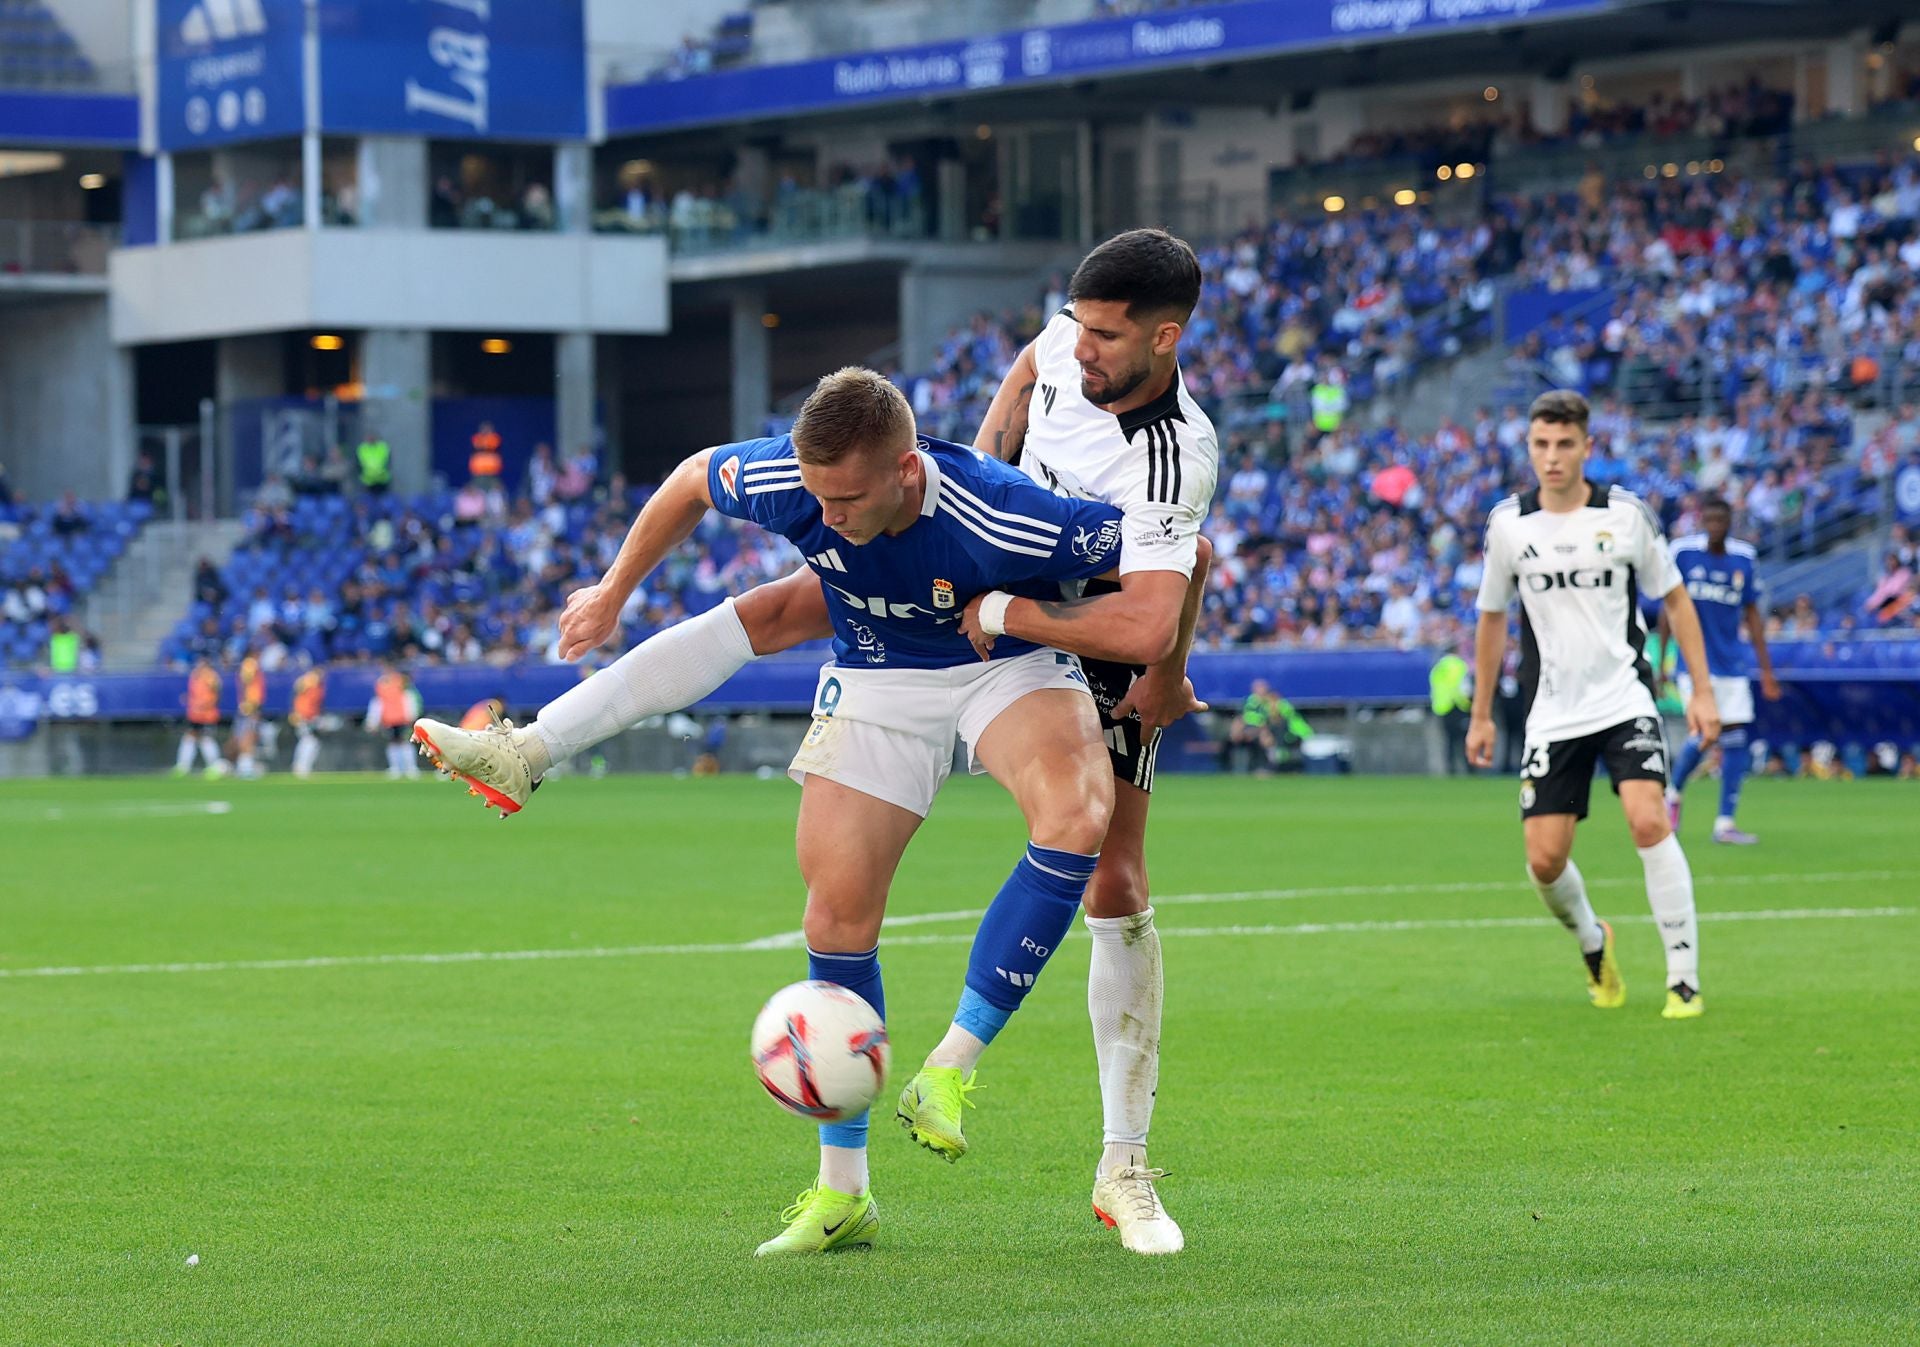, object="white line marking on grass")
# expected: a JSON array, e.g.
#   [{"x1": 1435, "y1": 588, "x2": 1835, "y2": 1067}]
[
  {"x1": 2, "y1": 899, "x2": 1910, "y2": 981},
  {"x1": 25, "y1": 800, "x2": 232, "y2": 822}
]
